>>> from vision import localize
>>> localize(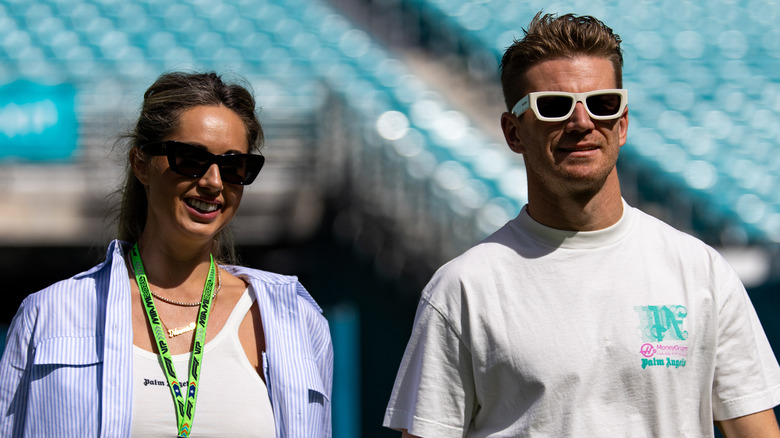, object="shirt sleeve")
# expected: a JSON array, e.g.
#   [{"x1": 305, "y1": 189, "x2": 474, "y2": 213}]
[
  {"x1": 383, "y1": 296, "x2": 476, "y2": 438},
  {"x1": 0, "y1": 298, "x2": 34, "y2": 436},
  {"x1": 711, "y1": 271, "x2": 780, "y2": 420},
  {"x1": 307, "y1": 297, "x2": 334, "y2": 438}
]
